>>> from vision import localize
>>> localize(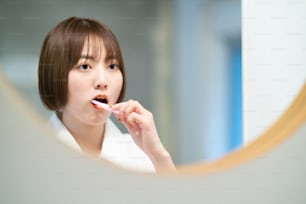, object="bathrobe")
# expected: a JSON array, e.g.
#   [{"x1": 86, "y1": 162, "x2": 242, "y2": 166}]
[{"x1": 48, "y1": 113, "x2": 155, "y2": 172}]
